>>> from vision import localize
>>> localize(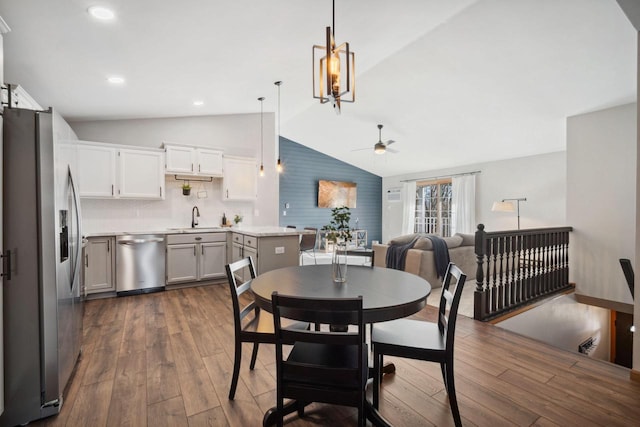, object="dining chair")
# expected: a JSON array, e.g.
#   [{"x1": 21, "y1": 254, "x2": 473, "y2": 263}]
[
  {"x1": 372, "y1": 262, "x2": 467, "y2": 427},
  {"x1": 299, "y1": 227, "x2": 318, "y2": 265},
  {"x1": 225, "y1": 257, "x2": 308, "y2": 400},
  {"x1": 344, "y1": 248, "x2": 375, "y2": 267},
  {"x1": 271, "y1": 292, "x2": 368, "y2": 427}
]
